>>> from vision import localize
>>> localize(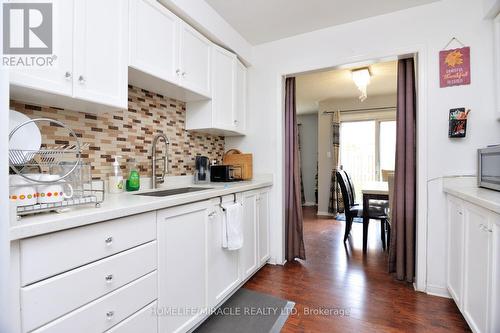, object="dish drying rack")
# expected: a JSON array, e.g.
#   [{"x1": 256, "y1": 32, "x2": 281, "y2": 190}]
[{"x1": 9, "y1": 118, "x2": 104, "y2": 217}]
